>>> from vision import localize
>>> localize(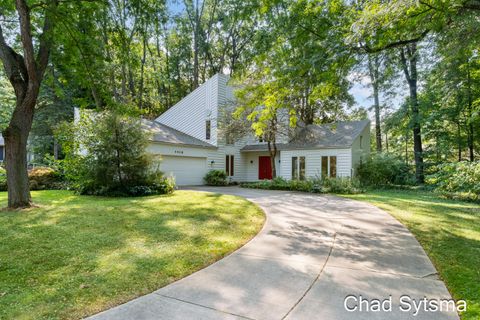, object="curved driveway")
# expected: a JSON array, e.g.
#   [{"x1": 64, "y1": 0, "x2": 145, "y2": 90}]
[{"x1": 89, "y1": 187, "x2": 458, "y2": 320}]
